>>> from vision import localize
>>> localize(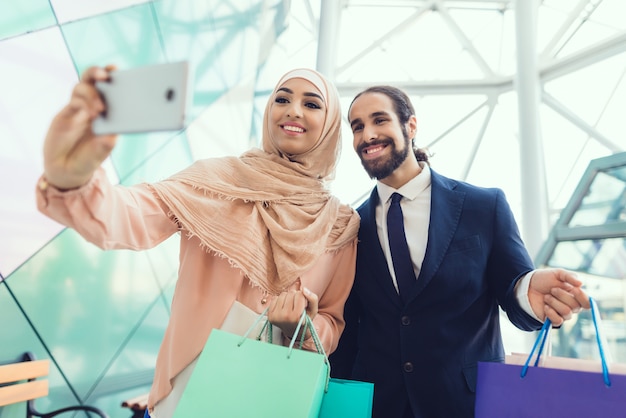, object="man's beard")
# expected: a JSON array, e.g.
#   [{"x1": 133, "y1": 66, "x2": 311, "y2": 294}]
[{"x1": 358, "y1": 136, "x2": 410, "y2": 180}]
